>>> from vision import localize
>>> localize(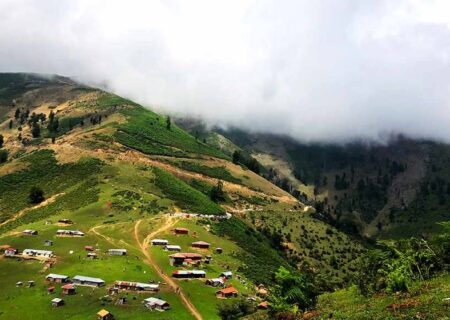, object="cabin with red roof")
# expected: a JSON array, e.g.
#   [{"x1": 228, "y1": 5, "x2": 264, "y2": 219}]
[
  {"x1": 174, "y1": 227, "x2": 189, "y2": 235},
  {"x1": 257, "y1": 301, "x2": 269, "y2": 309},
  {"x1": 85, "y1": 246, "x2": 94, "y2": 251},
  {"x1": 62, "y1": 283, "x2": 76, "y2": 295},
  {"x1": 216, "y1": 286, "x2": 238, "y2": 298},
  {"x1": 191, "y1": 241, "x2": 211, "y2": 249},
  {"x1": 169, "y1": 253, "x2": 202, "y2": 266},
  {"x1": 4, "y1": 247, "x2": 18, "y2": 257}
]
